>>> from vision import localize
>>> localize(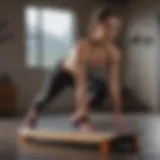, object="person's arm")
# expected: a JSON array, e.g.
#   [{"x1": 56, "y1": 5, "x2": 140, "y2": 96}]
[
  {"x1": 107, "y1": 47, "x2": 124, "y2": 130},
  {"x1": 108, "y1": 50, "x2": 121, "y2": 113},
  {"x1": 74, "y1": 41, "x2": 89, "y2": 115}
]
